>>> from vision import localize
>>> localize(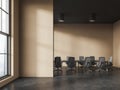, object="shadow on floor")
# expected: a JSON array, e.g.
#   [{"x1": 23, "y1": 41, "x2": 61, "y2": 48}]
[{"x1": 1, "y1": 68, "x2": 120, "y2": 90}]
